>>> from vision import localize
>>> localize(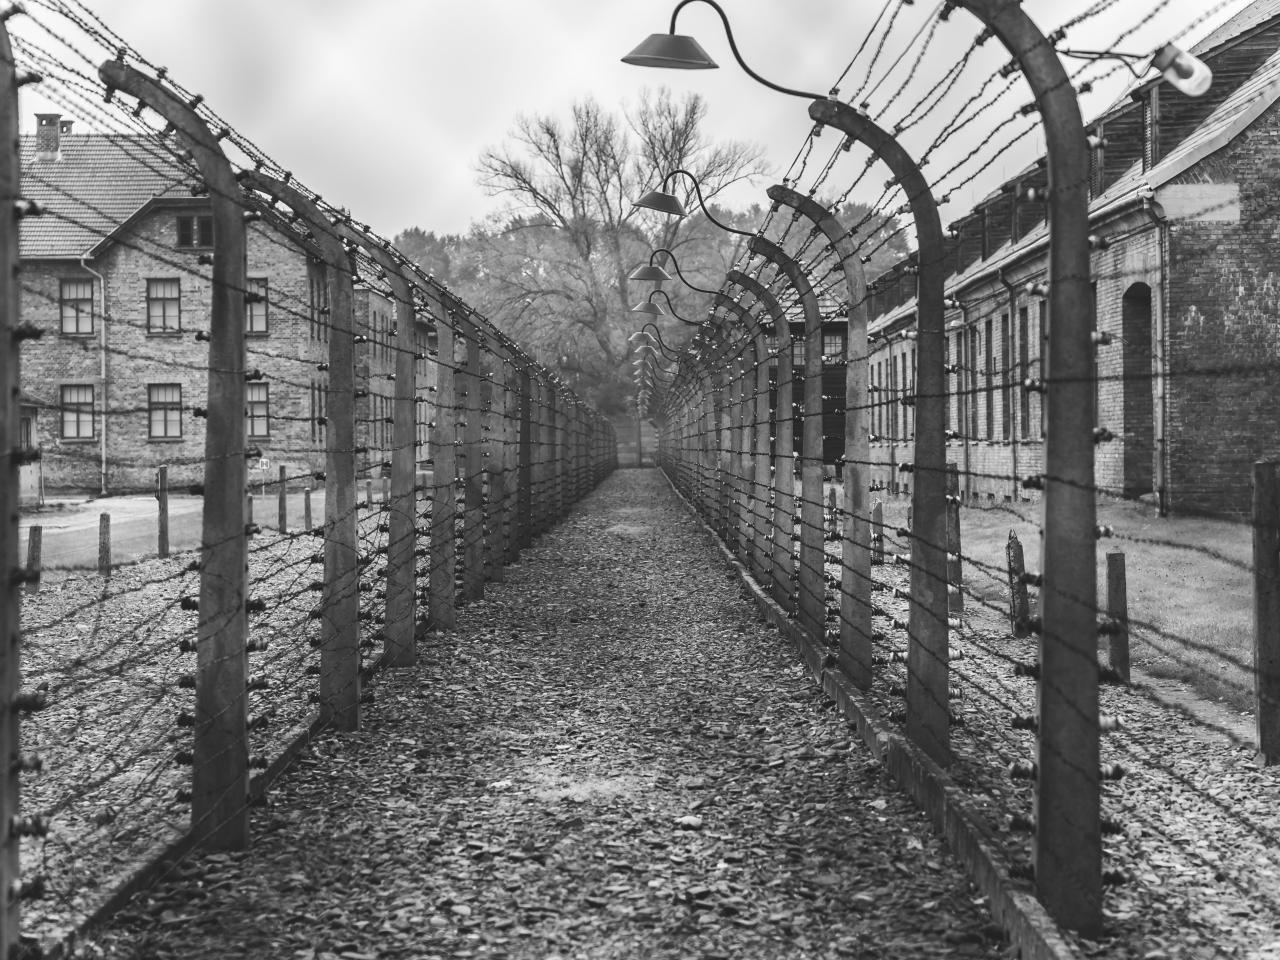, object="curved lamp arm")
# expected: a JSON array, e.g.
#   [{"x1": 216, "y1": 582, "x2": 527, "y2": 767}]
[
  {"x1": 632, "y1": 247, "x2": 720, "y2": 296},
  {"x1": 630, "y1": 288, "x2": 706, "y2": 326},
  {"x1": 625, "y1": 0, "x2": 825, "y2": 101},
  {"x1": 629, "y1": 321, "x2": 683, "y2": 360},
  {"x1": 636, "y1": 168, "x2": 755, "y2": 238}
]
